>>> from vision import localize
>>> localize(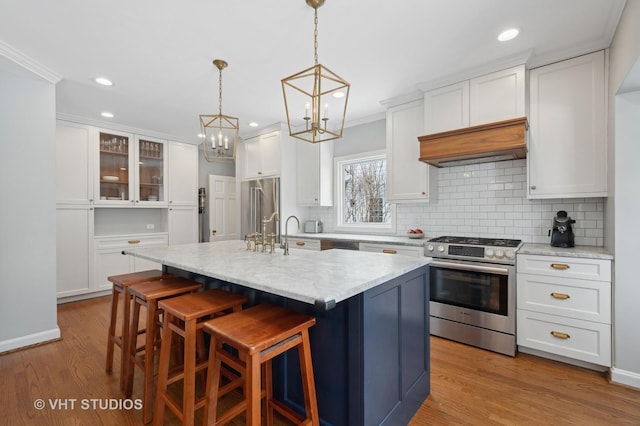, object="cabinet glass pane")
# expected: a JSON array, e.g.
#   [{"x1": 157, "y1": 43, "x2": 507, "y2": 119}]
[
  {"x1": 99, "y1": 132, "x2": 130, "y2": 201},
  {"x1": 138, "y1": 139, "x2": 164, "y2": 202}
]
